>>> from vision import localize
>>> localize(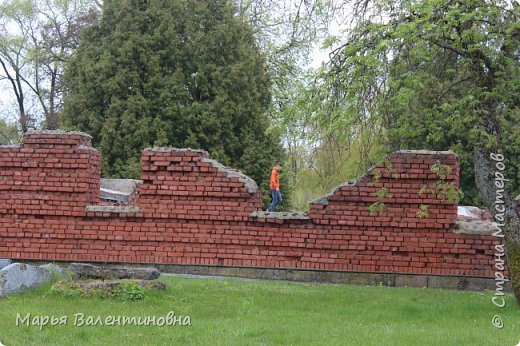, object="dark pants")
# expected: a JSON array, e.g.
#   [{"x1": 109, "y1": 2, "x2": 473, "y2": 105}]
[{"x1": 268, "y1": 189, "x2": 282, "y2": 212}]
